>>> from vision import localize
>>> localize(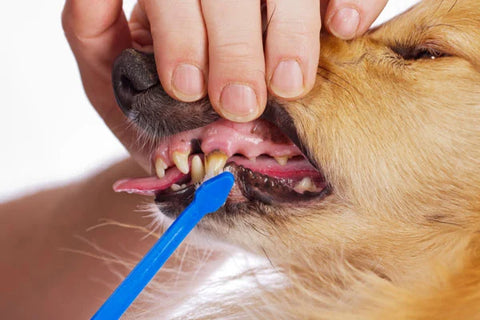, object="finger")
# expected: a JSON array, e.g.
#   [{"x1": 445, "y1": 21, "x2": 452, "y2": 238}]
[
  {"x1": 201, "y1": 0, "x2": 266, "y2": 122},
  {"x1": 265, "y1": 0, "x2": 321, "y2": 99},
  {"x1": 63, "y1": 0, "x2": 151, "y2": 168},
  {"x1": 62, "y1": 0, "x2": 131, "y2": 112},
  {"x1": 141, "y1": 0, "x2": 207, "y2": 102},
  {"x1": 129, "y1": 4, "x2": 153, "y2": 52},
  {"x1": 325, "y1": 0, "x2": 389, "y2": 40}
]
